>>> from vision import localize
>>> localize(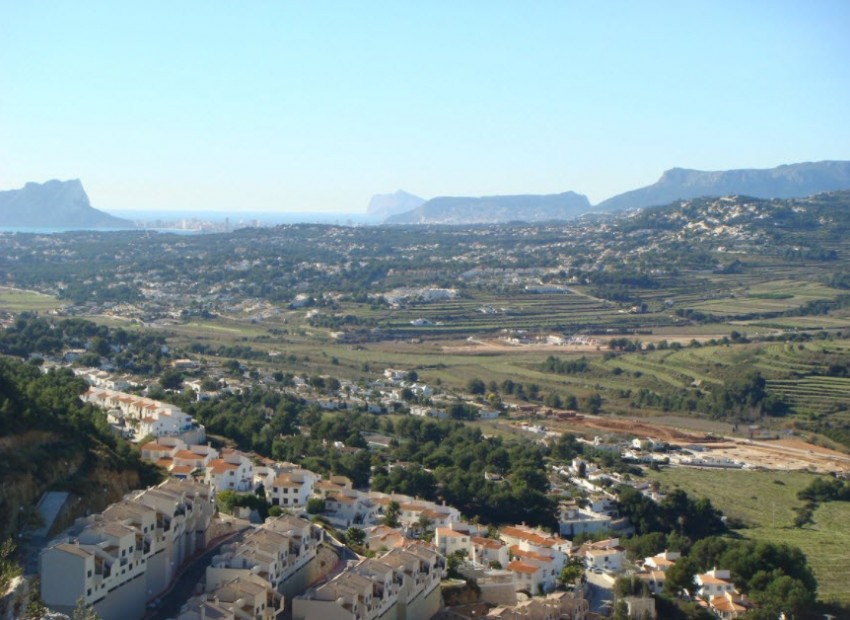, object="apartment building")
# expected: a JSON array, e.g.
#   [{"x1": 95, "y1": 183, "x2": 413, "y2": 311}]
[
  {"x1": 207, "y1": 515, "x2": 324, "y2": 599},
  {"x1": 40, "y1": 479, "x2": 214, "y2": 620},
  {"x1": 176, "y1": 573, "x2": 284, "y2": 620},
  {"x1": 82, "y1": 387, "x2": 205, "y2": 444},
  {"x1": 292, "y1": 542, "x2": 444, "y2": 620}
]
